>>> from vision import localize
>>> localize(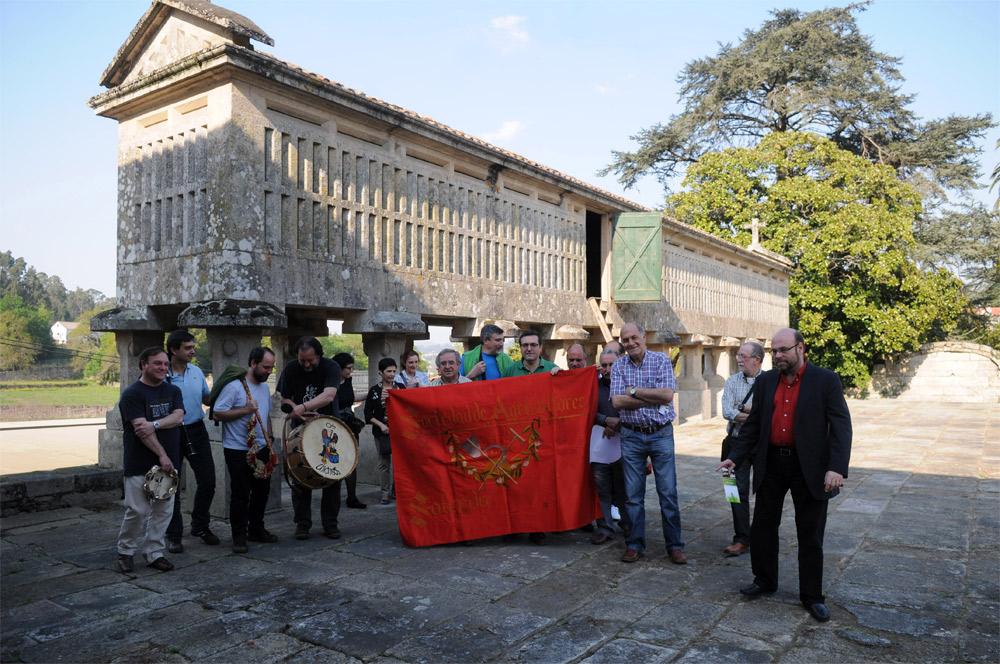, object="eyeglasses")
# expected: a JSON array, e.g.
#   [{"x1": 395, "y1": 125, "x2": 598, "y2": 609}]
[
  {"x1": 520, "y1": 342, "x2": 540, "y2": 348},
  {"x1": 736, "y1": 354, "x2": 759, "y2": 360},
  {"x1": 770, "y1": 344, "x2": 799, "y2": 355}
]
